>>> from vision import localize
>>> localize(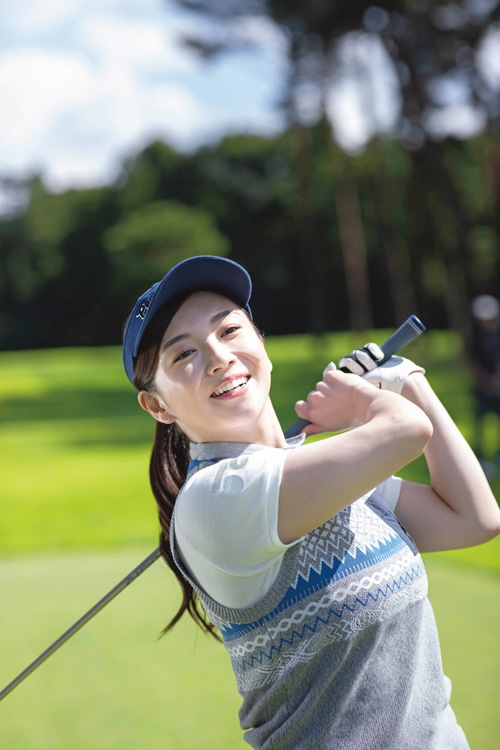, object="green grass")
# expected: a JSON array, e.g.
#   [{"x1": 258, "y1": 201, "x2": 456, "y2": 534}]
[
  {"x1": 1, "y1": 331, "x2": 500, "y2": 748},
  {"x1": 2, "y1": 330, "x2": 500, "y2": 553},
  {"x1": 0, "y1": 550, "x2": 244, "y2": 749},
  {"x1": 0, "y1": 347, "x2": 157, "y2": 553},
  {"x1": 0, "y1": 548, "x2": 498, "y2": 749},
  {"x1": 423, "y1": 554, "x2": 500, "y2": 748}
]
